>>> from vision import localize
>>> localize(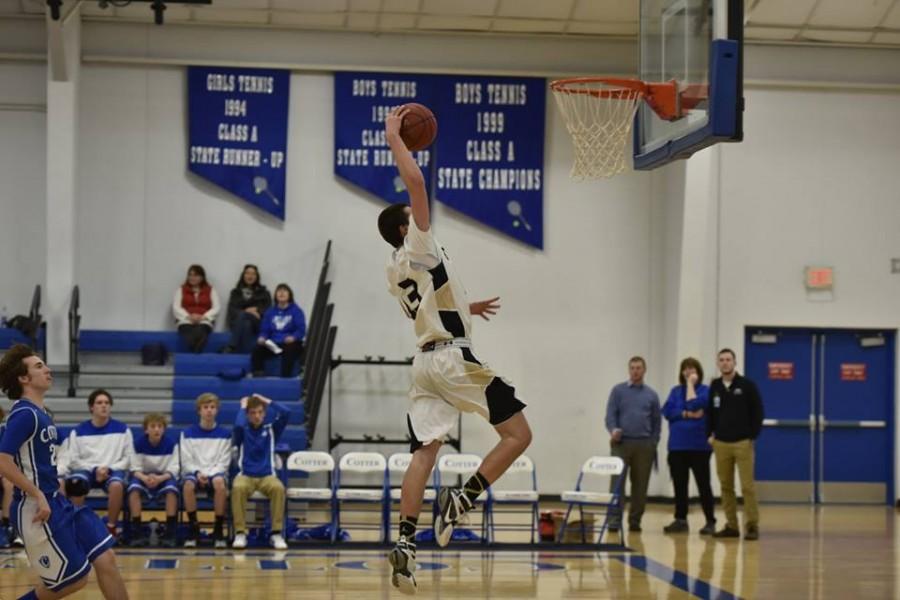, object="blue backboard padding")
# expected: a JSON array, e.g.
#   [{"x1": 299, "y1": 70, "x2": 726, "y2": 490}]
[
  {"x1": 79, "y1": 330, "x2": 230, "y2": 353},
  {"x1": 634, "y1": 40, "x2": 741, "y2": 170},
  {"x1": 172, "y1": 376, "x2": 301, "y2": 401},
  {"x1": 170, "y1": 399, "x2": 305, "y2": 426}
]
